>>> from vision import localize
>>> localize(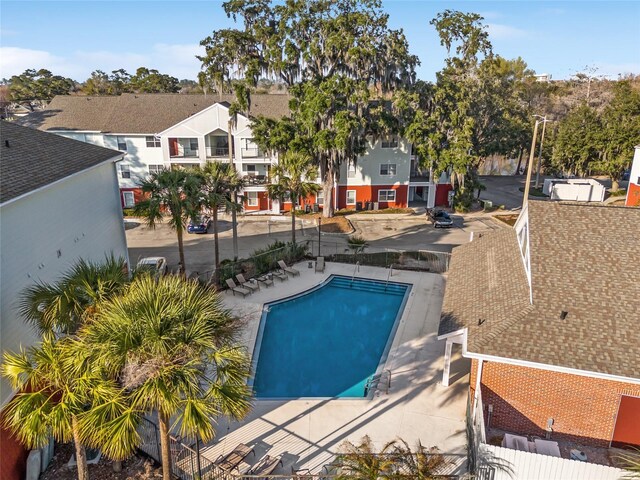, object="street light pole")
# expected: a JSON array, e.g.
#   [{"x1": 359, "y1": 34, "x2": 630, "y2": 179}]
[
  {"x1": 523, "y1": 119, "x2": 541, "y2": 208},
  {"x1": 534, "y1": 116, "x2": 548, "y2": 189}
]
